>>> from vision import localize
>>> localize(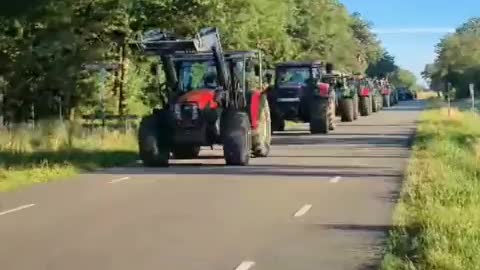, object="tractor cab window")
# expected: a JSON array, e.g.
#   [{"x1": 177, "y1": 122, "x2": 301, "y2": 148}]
[
  {"x1": 232, "y1": 60, "x2": 246, "y2": 91},
  {"x1": 179, "y1": 60, "x2": 218, "y2": 92},
  {"x1": 277, "y1": 67, "x2": 310, "y2": 87}
]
